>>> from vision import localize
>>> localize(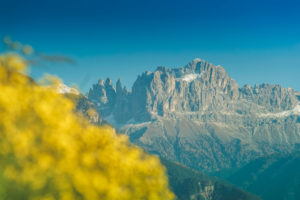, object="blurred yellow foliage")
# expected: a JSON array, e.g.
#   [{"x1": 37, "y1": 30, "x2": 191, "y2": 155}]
[
  {"x1": 87, "y1": 108, "x2": 98, "y2": 118},
  {"x1": 0, "y1": 53, "x2": 174, "y2": 200},
  {"x1": 23, "y1": 45, "x2": 34, "y2": 55},
  {"x1": 3, "y1": 36, "x2": 34, "y2": 56}
]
